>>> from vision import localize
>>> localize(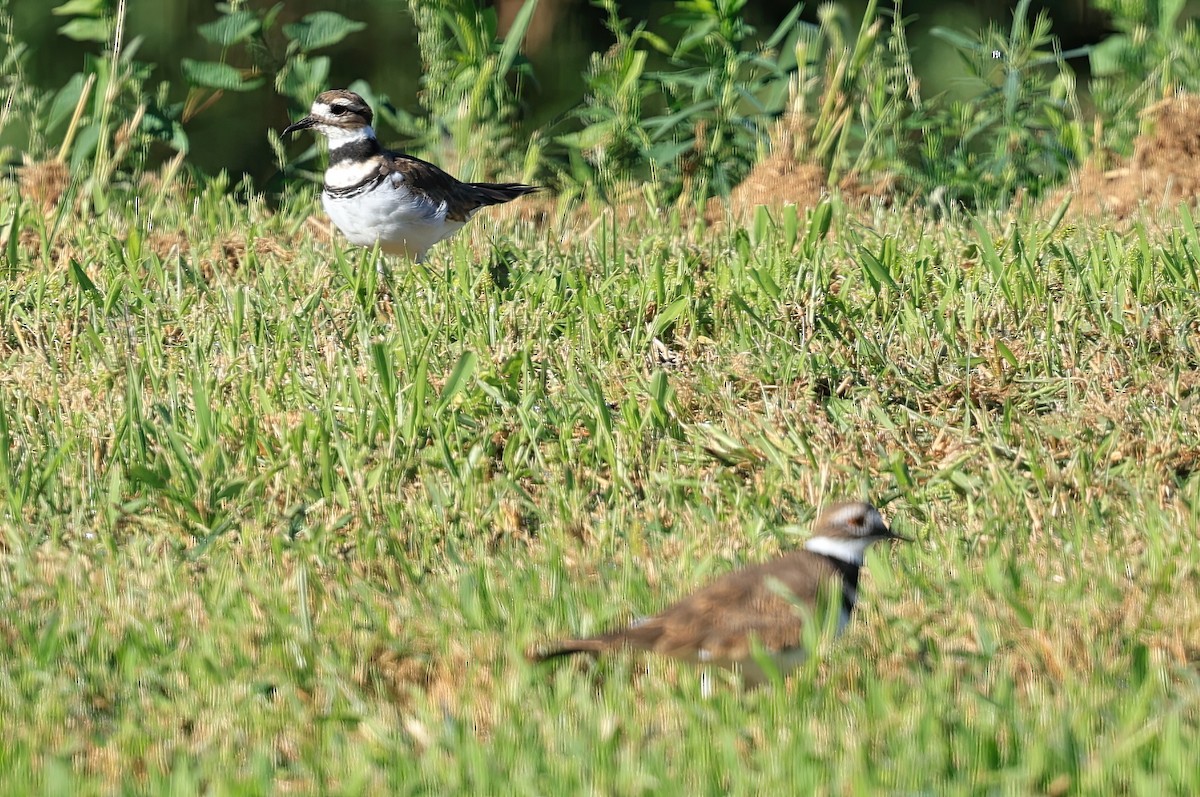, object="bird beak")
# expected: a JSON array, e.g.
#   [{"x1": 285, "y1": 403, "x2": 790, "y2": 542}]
[{"x1": 282, "y1": 116, "x2": 316, "y2": 136}]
